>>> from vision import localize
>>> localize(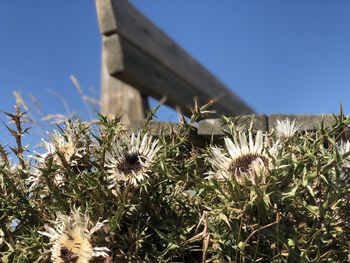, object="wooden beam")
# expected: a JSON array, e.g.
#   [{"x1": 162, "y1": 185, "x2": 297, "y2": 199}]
[
  {"x1": 198, "y1": 115, "x2": 268, "y2": 135},
  {"x1": 96, "y1": 0, "x2": 254, "y2": 117},
  {"x1": 103, "y1": 35, "x2": 213, "y2": 116},
  {"x1": 197, "y1": 114, "x2": 336, "y2": 136},
  {"x1": 268, "y1": 114, "x2": 335, "y2": 132}
]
